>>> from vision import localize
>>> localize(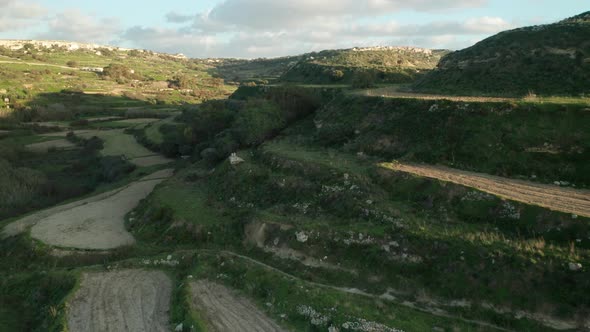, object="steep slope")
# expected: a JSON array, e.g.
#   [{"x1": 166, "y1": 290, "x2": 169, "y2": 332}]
[{"x1": 414, "y1": 11, "x2": 590, "y2": 96}]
